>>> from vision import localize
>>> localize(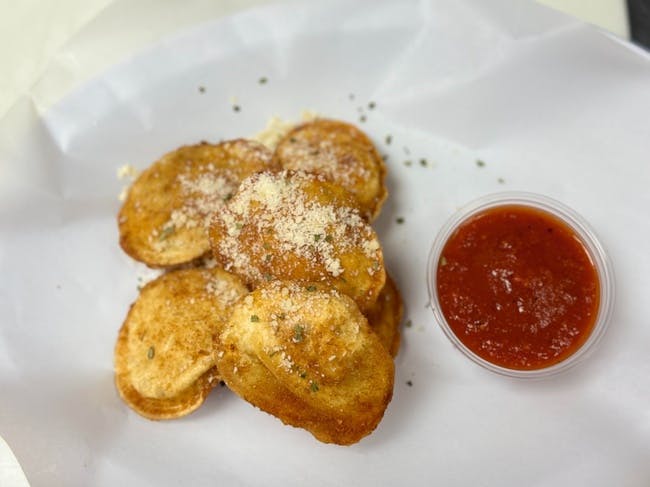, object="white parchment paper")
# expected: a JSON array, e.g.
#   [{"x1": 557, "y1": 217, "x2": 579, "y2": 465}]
[{"x1": 1, "y1": 0, "x2": 649, "y2": 485}]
